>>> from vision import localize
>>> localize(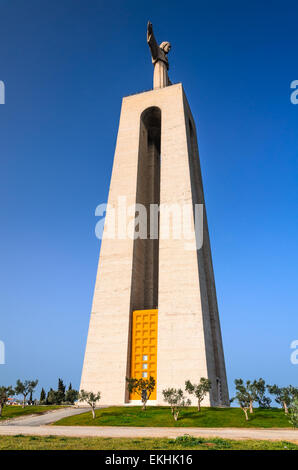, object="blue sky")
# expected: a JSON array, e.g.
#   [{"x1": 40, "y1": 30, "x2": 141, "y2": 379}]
[{"x1": 0, "y1": 0, "x2": 297, "y2": 400}]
